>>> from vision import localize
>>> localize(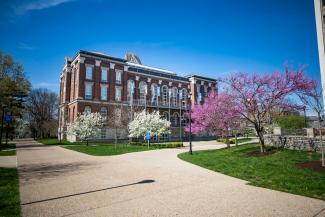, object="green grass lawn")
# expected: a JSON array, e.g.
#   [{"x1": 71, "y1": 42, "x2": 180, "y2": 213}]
[
  {"x1": 64, "y1": 144, "x2": 161, "y2": 156},
  {"x1": 37, "y1": 138, "x2": 72, "y2": 145},
  {"x1": 0, "y1": 168, "x2": 21, "y2": 217},
  {"x1": 0, "y1": 150, "x2": 16, "y2": 156},
  {"x1": 231, "y1": 138, "x2": 254, "y2": 143},
  {"x1": 0, "y1": 143, "x2": 16, "y2": 156},
  {"x1": 178, "y1": 144, "x2": 325, "y2": 200}
]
